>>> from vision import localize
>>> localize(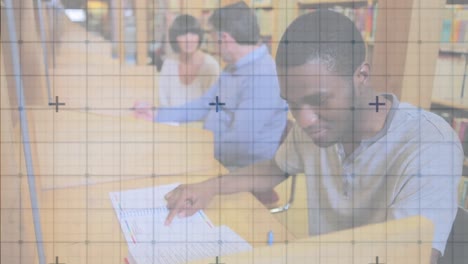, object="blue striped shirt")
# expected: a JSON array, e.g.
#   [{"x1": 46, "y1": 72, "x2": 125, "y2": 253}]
[{"x1": 156, "y1": 45, "x2": 287, "y2": 168}]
